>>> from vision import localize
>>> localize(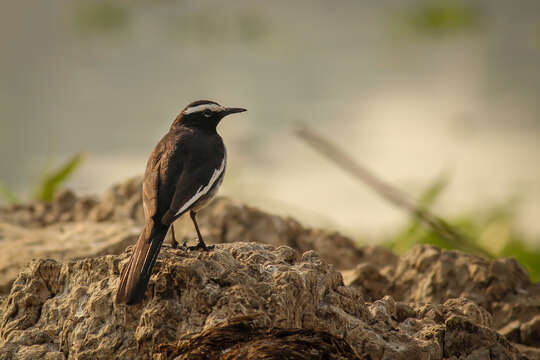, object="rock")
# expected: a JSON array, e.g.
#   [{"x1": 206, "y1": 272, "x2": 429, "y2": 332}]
[
  {"x1": 520, "y1": 315, "x2": 540, "y2": 347},
  {"x1": 0, "y1": 178, "x2": 142, "y2": 228},
  {"x1": 153, "y1": 315, "x2": 362, "y2": 360},
  {"x1": 87, "y1": 177, "x2": 144, "y2": 224},
  {"x1": 385, "y1": 245, "x2": 540, "y2": 331},
  {"x1": 346, "y1": 244, "x2": 540, "y2": 356},
  {"x1": 0, "y1": 191, "x2": 99, "y2": 228},
  {"x1": 341, "y1": 262, "x2": 391, "y2": 300},
  {"x1": 186, "y1": 197, "x2": 363, "y2": 270},
  {"x1": 0, "y1": 178, "x2": 364, "y2": 294},
  {"x1": 0, "y1": 243, "x2": 527, "y2": 360},
  {"x1": 0, "y1": 177, "x2": 538, "y2": 358},
  {"x1": 515, "y1": 344, "x2": 540, "y2": 360},
  {"x1": 0, "y1": 221, "x2": 140, "y2": 294}
]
